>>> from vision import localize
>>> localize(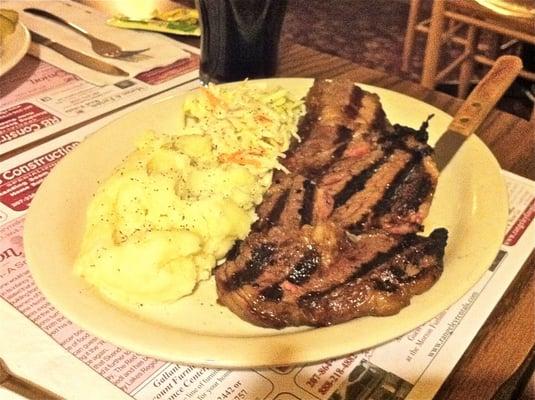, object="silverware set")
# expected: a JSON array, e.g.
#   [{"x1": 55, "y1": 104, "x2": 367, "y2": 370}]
[
  {"x1": 25, "y1": 7, "x2": 151, "y2": 76},
  {"x1": 29, "y1": 30, "x2": 129, "y2": 77}
]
